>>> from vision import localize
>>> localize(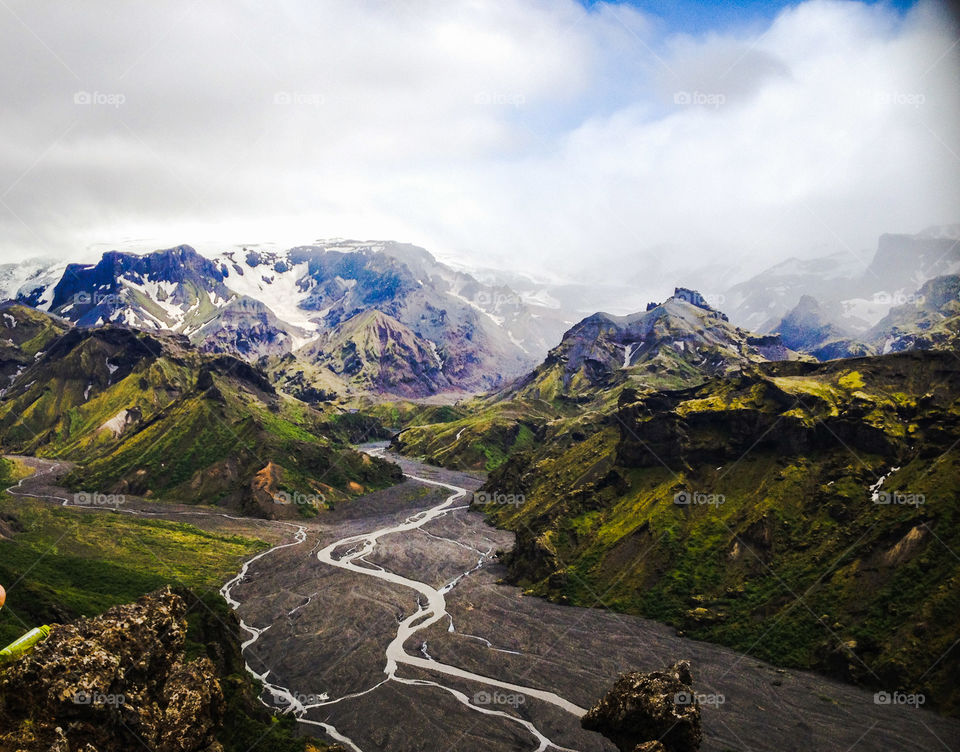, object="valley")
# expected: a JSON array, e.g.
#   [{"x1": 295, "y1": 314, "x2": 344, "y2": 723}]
[
  {"x1": 4, "y1": 448, "x2": 957, "y2": 751},
  {"x1": 0, "y1": 245, "x2": 958, "y2": 750},
  {"x1": 3, "y1": 2, "x2": 959, "y2": 748}
]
